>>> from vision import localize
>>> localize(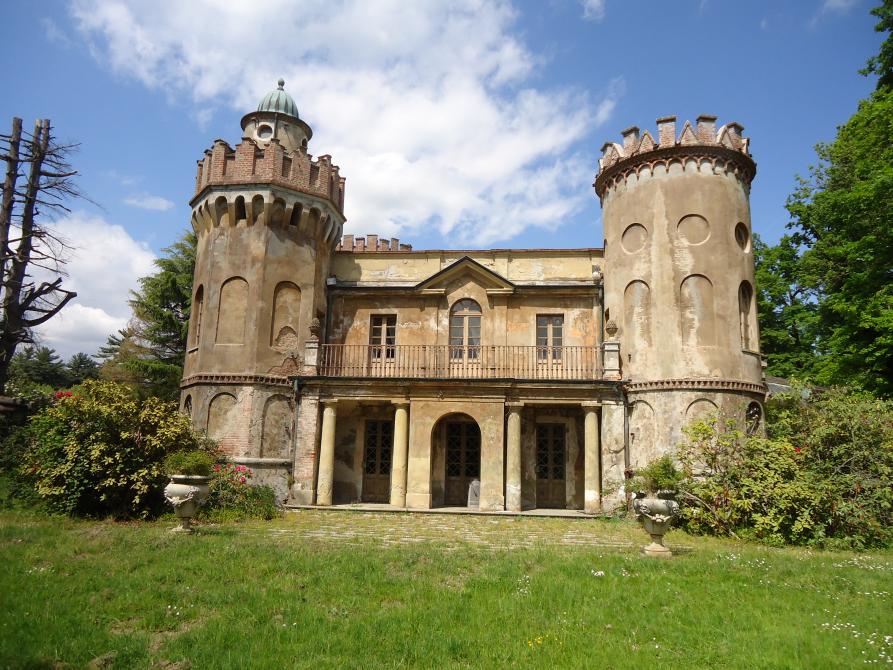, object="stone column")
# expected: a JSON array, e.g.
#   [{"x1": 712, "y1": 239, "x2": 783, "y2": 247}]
[
  {"x1": 389, "y1": 401, "x2": 410, "y2": 507},
  {"x1": 583, "y1": 402, "x2": 600, "y2": 513},
  {"x1": 316, "y1": 400, "x2": 337, "y2": 506},
  {"x1": 505, "y1": 403, "x2": 523, "y2": 512}
]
